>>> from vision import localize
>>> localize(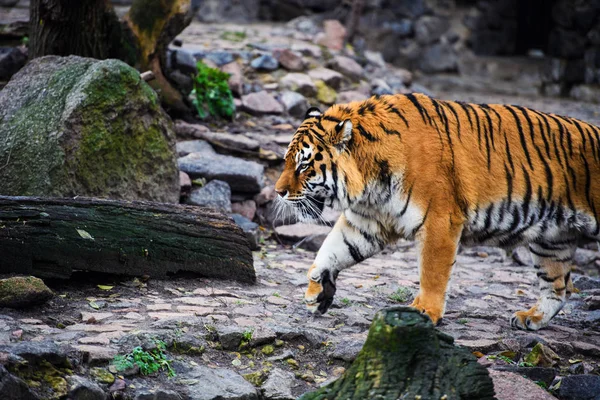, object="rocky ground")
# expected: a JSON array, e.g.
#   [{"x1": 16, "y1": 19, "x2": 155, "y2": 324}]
[{"x1": 2, "y1": 14, "x2": 600, "y2": 400}]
